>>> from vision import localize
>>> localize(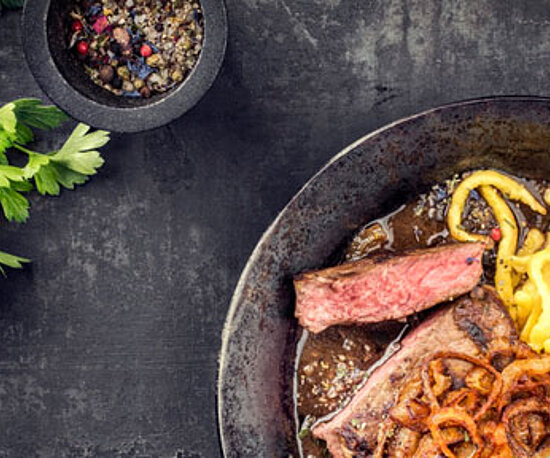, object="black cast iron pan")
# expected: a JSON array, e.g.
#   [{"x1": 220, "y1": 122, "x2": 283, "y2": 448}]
[{"x1": 218, "y1": 97, "x2": 550, "y2": 457}]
